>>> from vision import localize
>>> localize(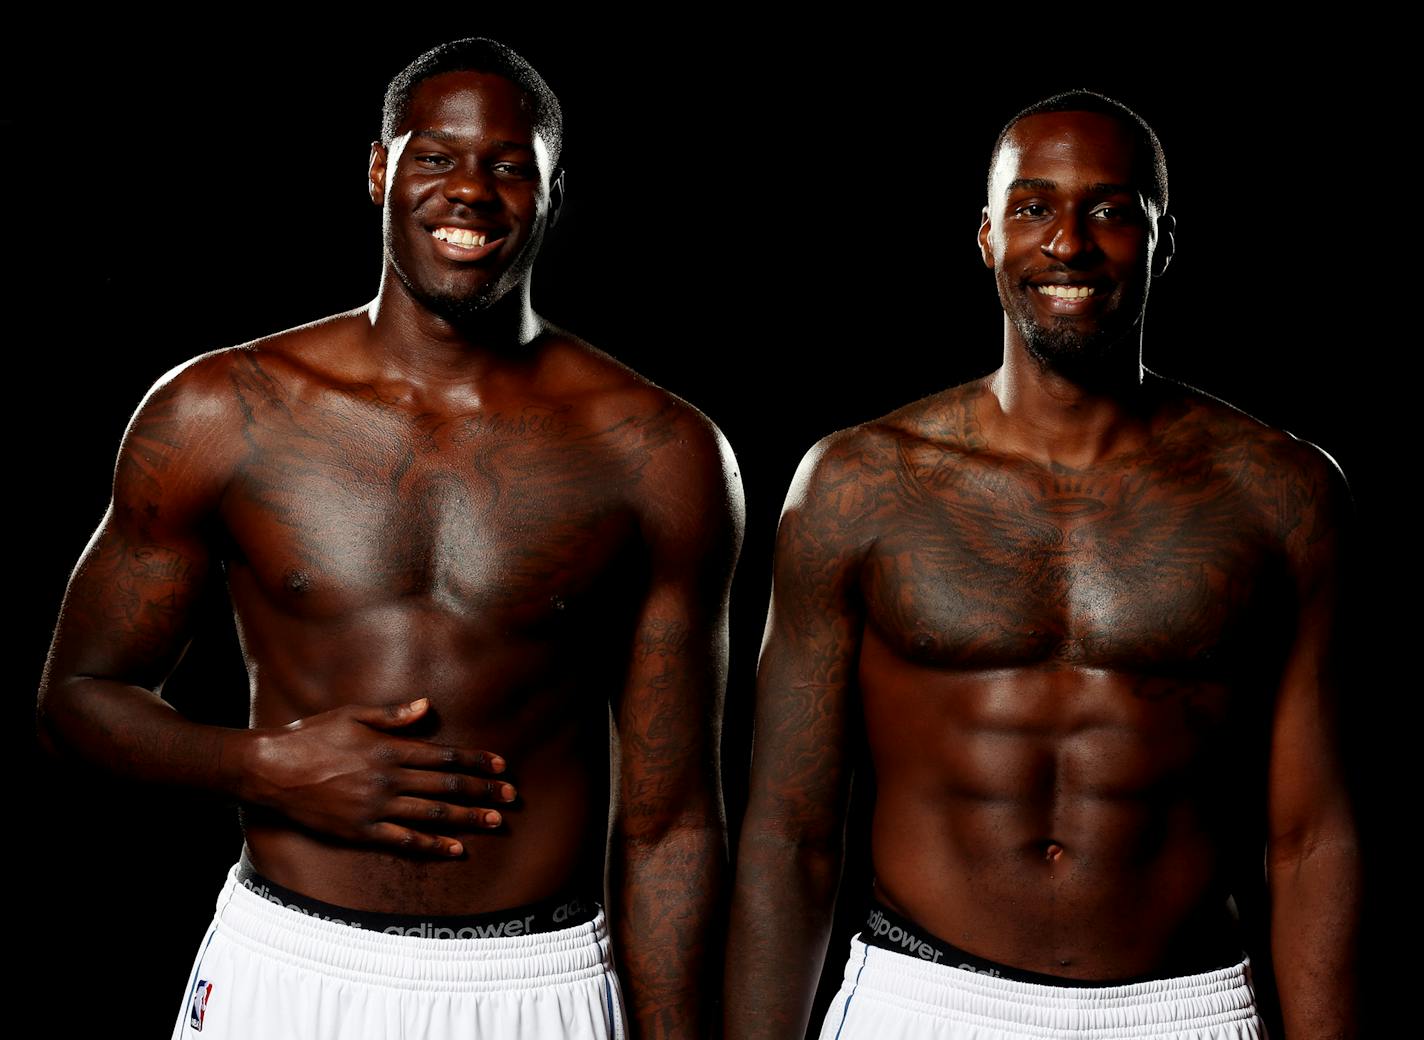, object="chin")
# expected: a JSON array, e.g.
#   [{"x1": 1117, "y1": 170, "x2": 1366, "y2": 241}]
[
  {"x1": 395, "y1": 260, "x2": 510, "y2": 322},
  {"x1": 424, "y1": 286, "x2": 504, "y2": 321},
  {"x1": 1020, "y1": 318, "x2": 1133, "y2": 379}
]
